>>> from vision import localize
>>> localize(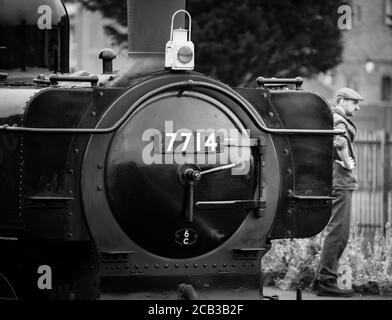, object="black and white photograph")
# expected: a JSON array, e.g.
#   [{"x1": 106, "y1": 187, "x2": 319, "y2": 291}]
[{"x1": 0, "y1": 0, "x2": 392, "y2": 311}]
